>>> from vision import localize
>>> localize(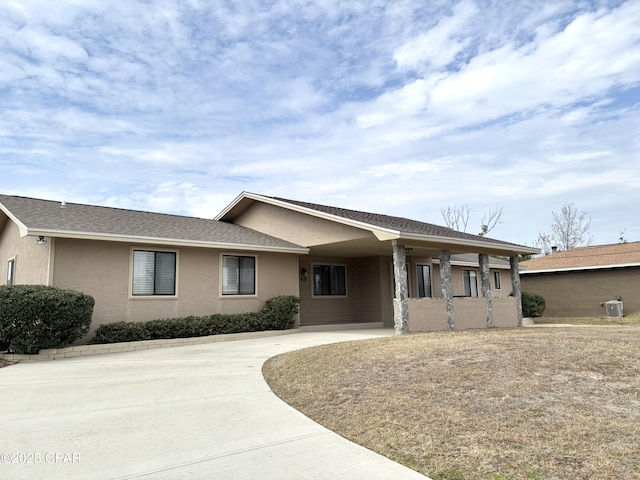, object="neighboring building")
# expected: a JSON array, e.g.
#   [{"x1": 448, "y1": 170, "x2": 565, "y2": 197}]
[
  {"x1": 520, "y1": 242, "x2": 640, "y2": 317},
  {"x1": 1, "y1": 192, "x2": 537, "y2": 342}
]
